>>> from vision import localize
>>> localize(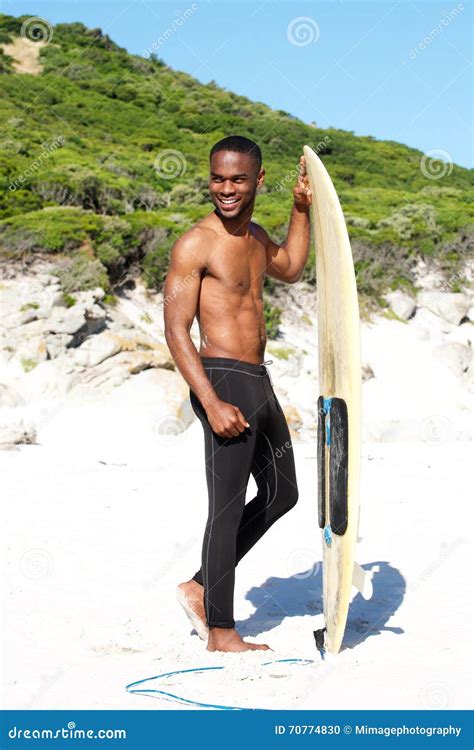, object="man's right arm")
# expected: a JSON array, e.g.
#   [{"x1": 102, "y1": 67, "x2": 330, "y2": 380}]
[{"x1": 163, "y1": 235, "x2": 249, "y2": 438}]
